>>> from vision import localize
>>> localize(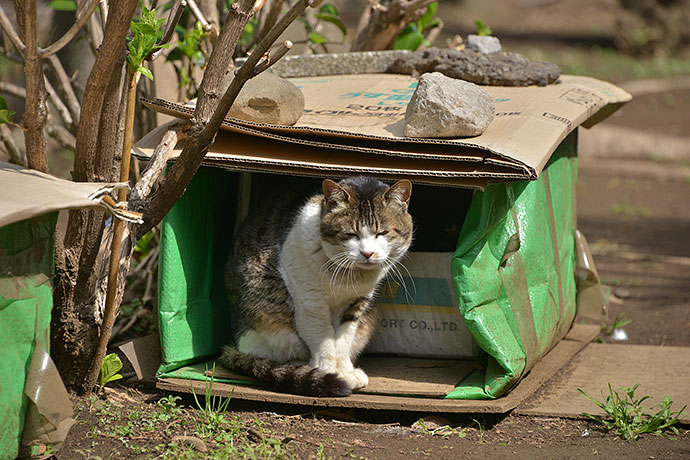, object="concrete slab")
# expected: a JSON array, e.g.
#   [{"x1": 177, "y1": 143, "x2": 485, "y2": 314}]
[{"x1": 516, "y1": 343, "x2": 690, "y2": 418}]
